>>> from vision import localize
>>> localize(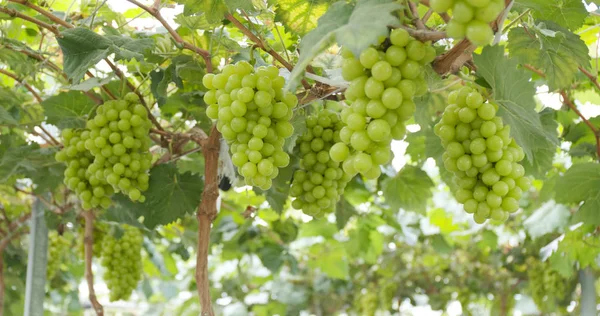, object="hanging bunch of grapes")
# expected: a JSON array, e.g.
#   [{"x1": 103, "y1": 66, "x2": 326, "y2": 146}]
[
  {"x1": 435, "y1": 86, "x2": 531, "y2": 223},
  {"x1": 203, "y1": 62, "x2": 296, "y2": 190},
  {"x1": 331, "y1": 28, "x2": 436, "y2": 179},
  {"x1": 290, "y1": 107, "x2": 353, "y2": 217}
]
